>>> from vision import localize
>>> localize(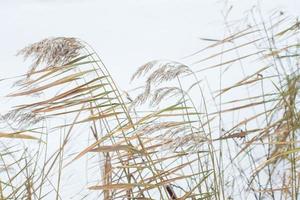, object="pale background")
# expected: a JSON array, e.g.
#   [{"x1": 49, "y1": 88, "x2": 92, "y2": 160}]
[{"x1": 0, "y1": 0, "x2": 299, "y2": 90}]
